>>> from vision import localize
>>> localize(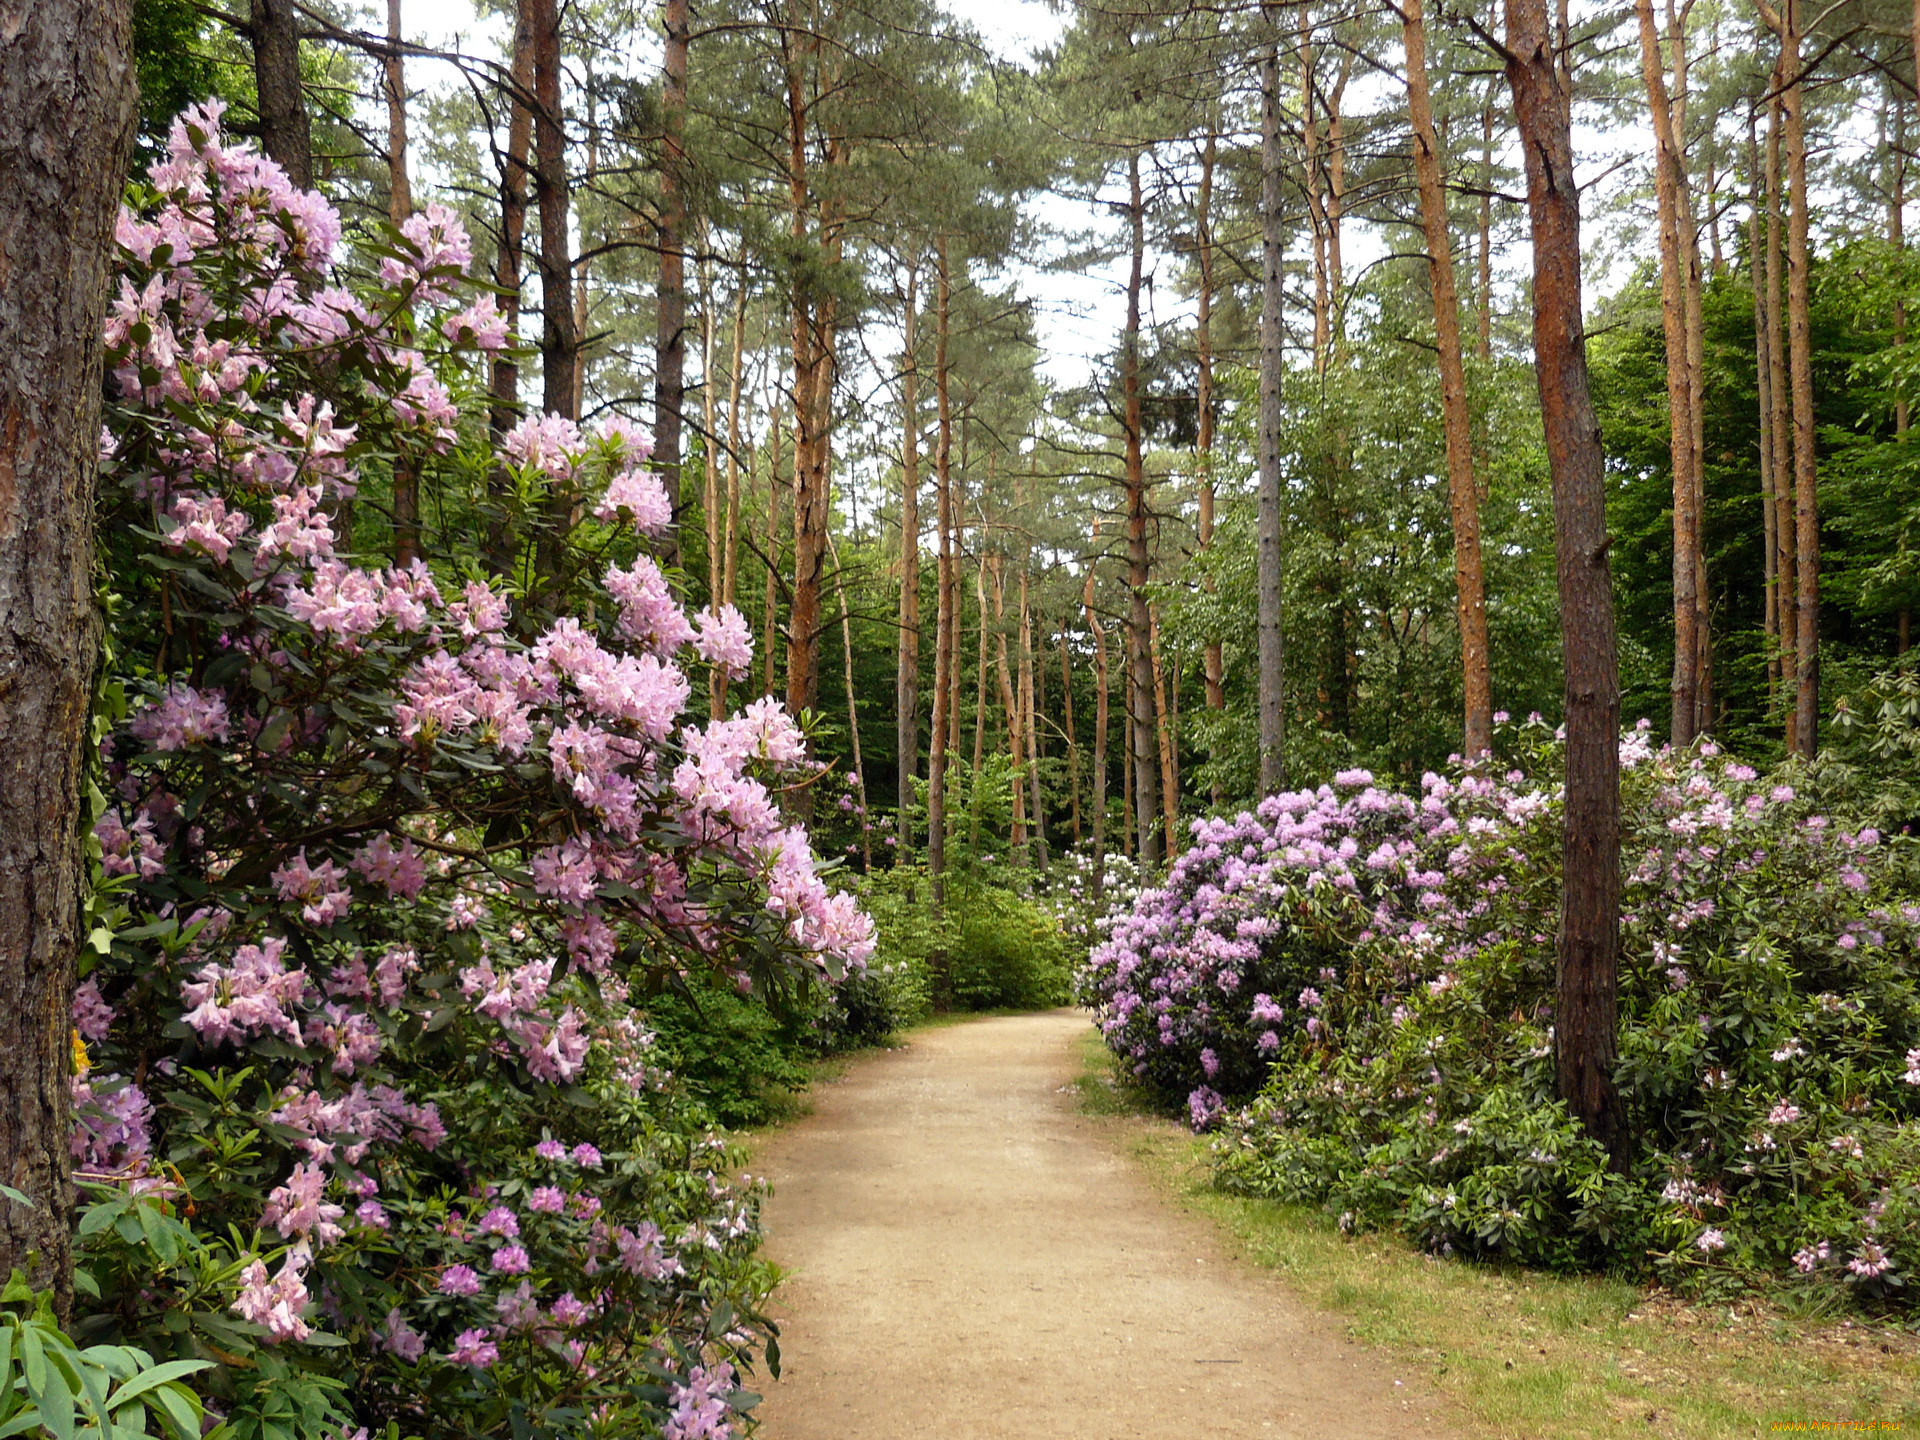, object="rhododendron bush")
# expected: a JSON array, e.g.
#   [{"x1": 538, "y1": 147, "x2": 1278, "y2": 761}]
[
  {"x1": 73, "y1": 105, "x2": 872, "y2": 1440},
  {"x1": 1081, "y1": 717, "x2": 1920, "y2": 1307}
]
